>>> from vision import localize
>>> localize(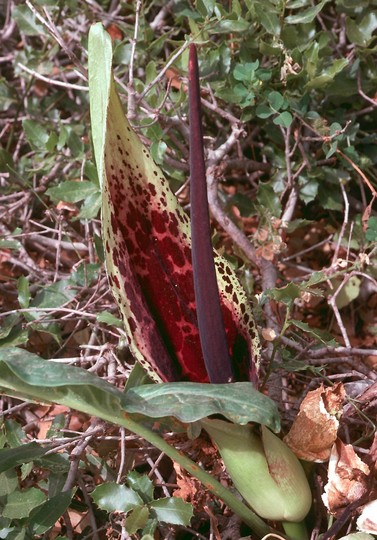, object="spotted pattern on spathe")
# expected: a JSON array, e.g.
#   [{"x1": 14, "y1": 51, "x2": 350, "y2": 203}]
[{"x1": 102, "y1": 81, "x2": 260, "y2": 383}]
